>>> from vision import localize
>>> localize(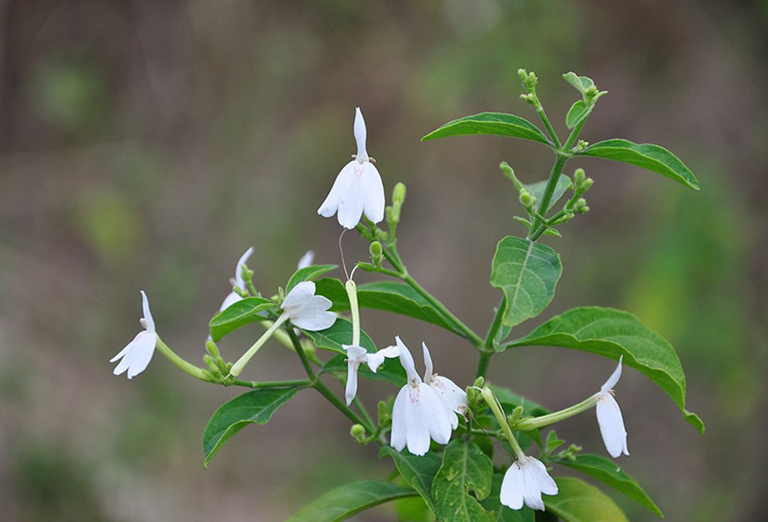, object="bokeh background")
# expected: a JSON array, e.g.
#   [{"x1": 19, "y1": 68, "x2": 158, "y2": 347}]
[{"x1": 1, "y1": 0, "x2": 766, "y2": 520}]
